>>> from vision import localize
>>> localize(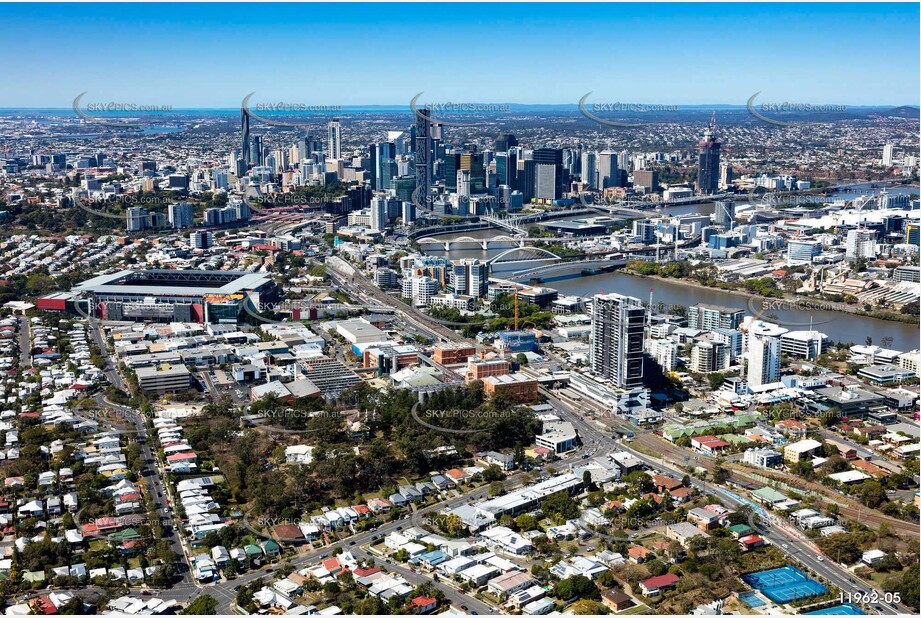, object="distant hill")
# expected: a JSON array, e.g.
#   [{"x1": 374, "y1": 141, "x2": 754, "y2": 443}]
[{"x1": 870, "y1": 105, "x2": 920, "y2": 118}]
